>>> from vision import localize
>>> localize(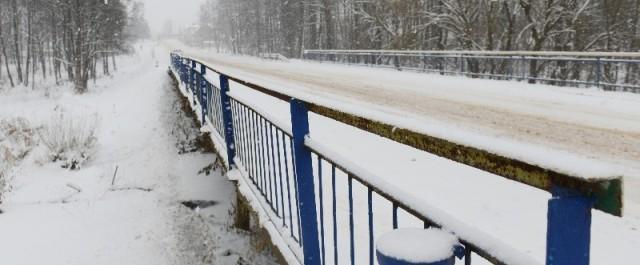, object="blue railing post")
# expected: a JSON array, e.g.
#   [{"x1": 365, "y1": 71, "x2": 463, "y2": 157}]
[
  {"x1": 595, "y1": 57, "x2": 602, "y2": 88},
  {"x1": 180, "y1": 58, "x2": 186, "y2": 83},
  {"x1": 187, "y1": 59, "x2": 192, "y2": 88},
  {"x1": 191, "y1": 61, "x2": 197, "y2": 104},
  {"x1": 545, "y1": 186, "x2": 593, "y2": 265},
  {"x1": 180, "y1": 58, "x2": 186, "y2": 84},
  {"x1": 219, "y1": 75, "x2": 236, "y2": 168},
  {"x1": 290, "y1": 98, "x2": 321, "y2": 265},
  {"x1": 458, "y1": 54, "x2": 463, "y2": 76},
  {"x1": 200, "y1": 64, "x2": 208, "y2": 120}
]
